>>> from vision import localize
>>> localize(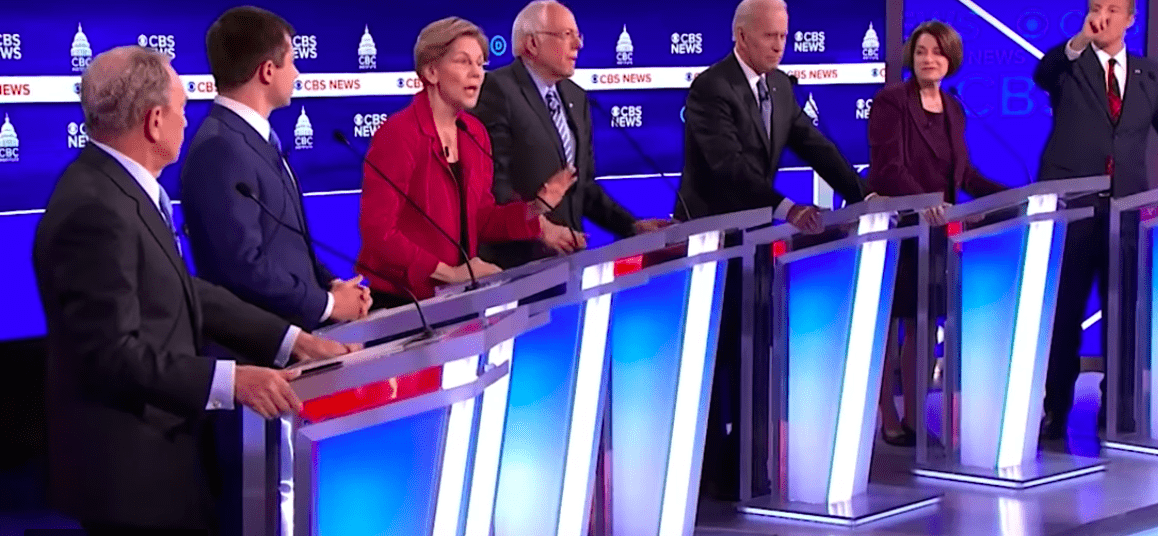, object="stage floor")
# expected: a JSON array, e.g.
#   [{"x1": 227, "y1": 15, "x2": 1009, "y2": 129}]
[{"x1": 694, "y1": 373, "x2": 1158, "y2": 536}]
